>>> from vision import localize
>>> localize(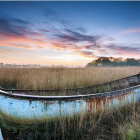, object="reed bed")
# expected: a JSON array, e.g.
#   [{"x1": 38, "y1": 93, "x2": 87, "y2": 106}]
[{"x1": 0, "y1": 66, "x2": 140, "y2": 90}]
